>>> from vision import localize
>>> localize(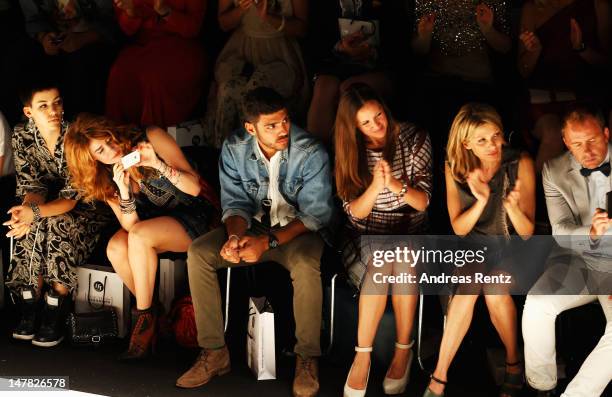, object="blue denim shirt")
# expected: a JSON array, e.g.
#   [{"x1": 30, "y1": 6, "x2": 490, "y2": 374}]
[{"x1": 219, "y1": 124, "x2": 334, "y2": 237}]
